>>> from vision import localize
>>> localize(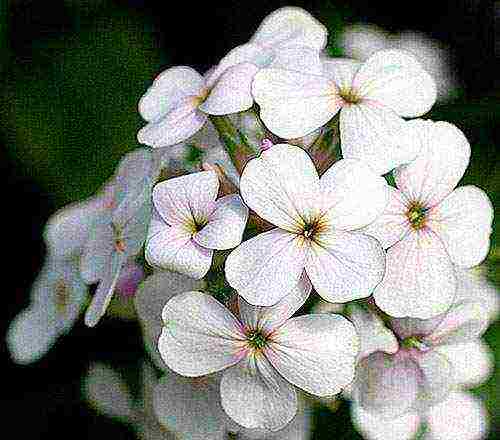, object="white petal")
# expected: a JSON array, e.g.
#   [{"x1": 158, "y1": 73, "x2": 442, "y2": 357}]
[
  {"x1": 84, "y1": 251, "x2": 127, "y2": 327},
  {"x1": 360, "y1": 186, "x2": 411, "y2": 248},
  {"x1": 83, "y1": 362, "x2": 135, "y2": 421},
  {"x1": 158, "y1": 292, "x2": 246, "y2": 376},
  {"x1": 268, "y1": 45, "x2": 324, "y2": 75},
  {"x1": 394, "y1": 120, "x2": 471, "y2": 207},
  {"x1": 352, "y1": 403, "x2": 420, "y2": 440},
  {"x1": 154, "y1": 373, "x2": 230, "y2": 439},
  {"x1": 145, "y1": 221, "x2": 213, "y2": 279},
  {"x1": 238, "y1": 273, "x2": 312, "y2": 333},
  {"x1": 322, "y1": 57, "x2": 361, "y2": 91},
  {"x1": 220, "y1": 355, "x2": 297, "y2": 431},
  {"x1": 193, "y1": 194, "x2": 249, "y2": 250},
  {"x1": 240, "y1": 143, "x2": 320, "y2": 231},
  {"x1": 252, "y1": 68, "x2": 341, "y2": 139},
  {"x1": 199, "y1": 63, "x2": 259, "y2": 115},
  {"x1": 348, "y1": 304, "x2": 399, "y2": 359},
  {"x1": 389, "y1": 314, "x2": 446, "y2": 341},
  {"x1": 320, "y1": 158, "x2": 389, "y2": 230},
  {"x1": 339, "y1": 23, "x2": 389, "y2": 61},
  {"x1": 435, "y1": 340, "x2": 493, "y2": 388},
  {"x1": 425, "y1": 391, "x2": 488, "y2": 440},
  {"x1": 352, "y1": 351, "x2": 420, "y2": 417},
  {"x1": 251, "y1": 6, "x2": 327, "y2": 51},
  {"x1": 137, "y1": 98, "x2": 207, "y2": 148},
  {"x1": 138, "y1": 66, "x2": 205, "y2": 122},
  {"x1": 305, "y1": 230, "x2": 385, "y2": 303},
  {"x1": 152, "y1": 170, "x2": 219, "y2": 227},
  {"x1": 427, "y1": 186, "x2": 493, "y2": 268},
  {"x1": 424, "y1": 300, "x2": 489, "y2": 346},
  {"x1": 374, "y1": 230, "x2": 456, "y2": 319},
  {"x1": 266, "y1": 314, "x2": 359, "y2": 396},
  {"x1": 353, "y1": 49, "x2": 437, "y2": 117},
  {"x1": 225, "y1": 229, "x2": 307, "y2": 306},
  {"x1": 340, "y1": 103, "x2": 420, "y2": 175}
]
